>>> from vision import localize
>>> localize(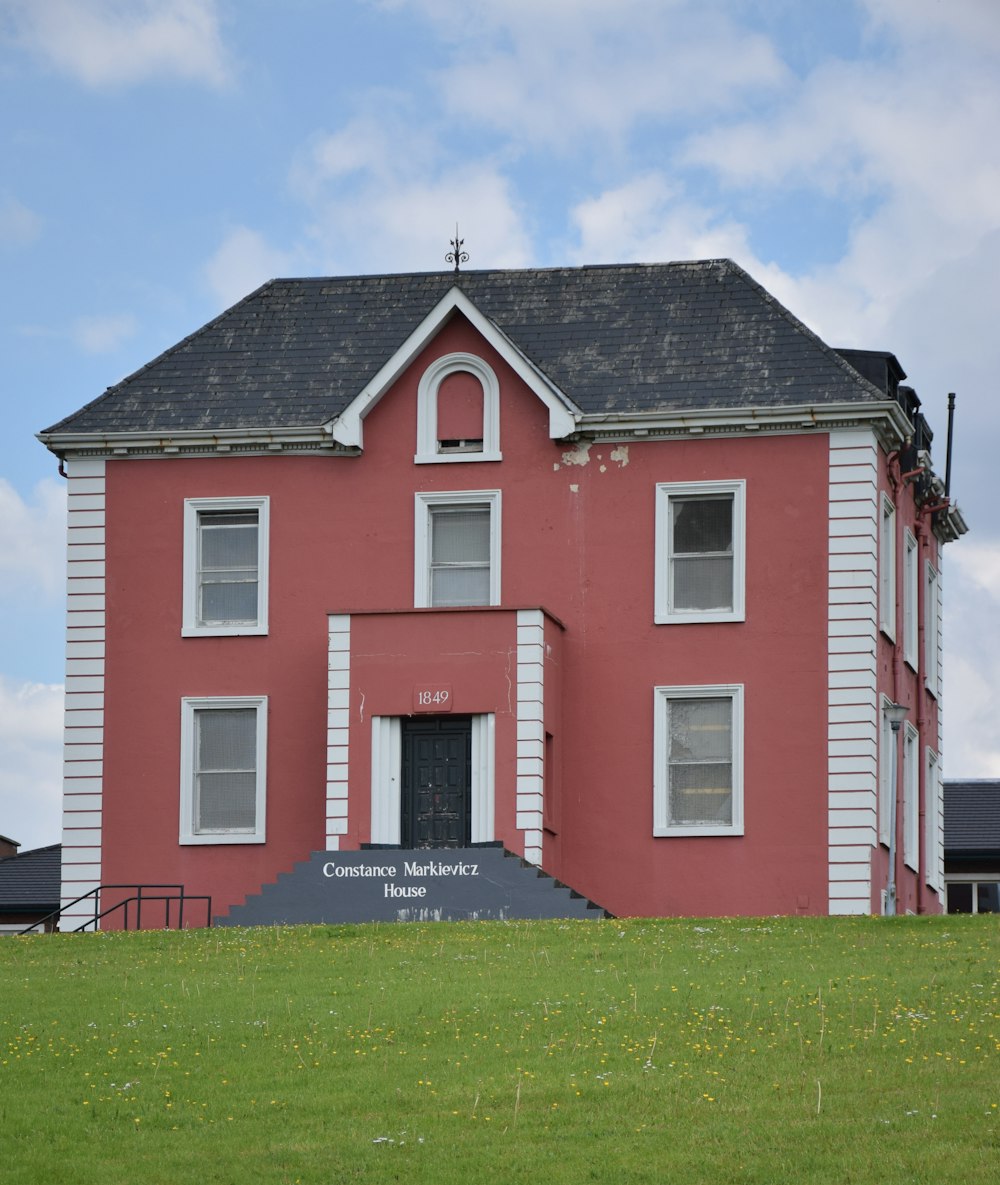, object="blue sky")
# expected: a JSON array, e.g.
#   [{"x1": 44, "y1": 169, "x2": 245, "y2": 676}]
[{"x1": 2, "y1": 0, "x2": 999, "y2": 849}]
